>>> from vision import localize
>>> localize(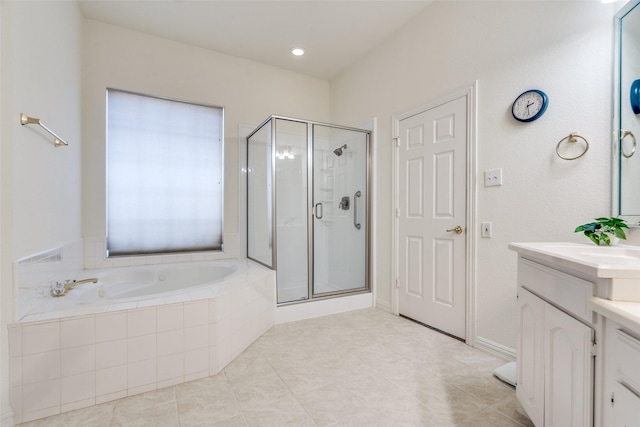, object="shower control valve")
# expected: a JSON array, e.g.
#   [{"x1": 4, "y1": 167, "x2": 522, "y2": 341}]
[{"x1": 339, "y1": 196, "x2": 350, "y2": 210}]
